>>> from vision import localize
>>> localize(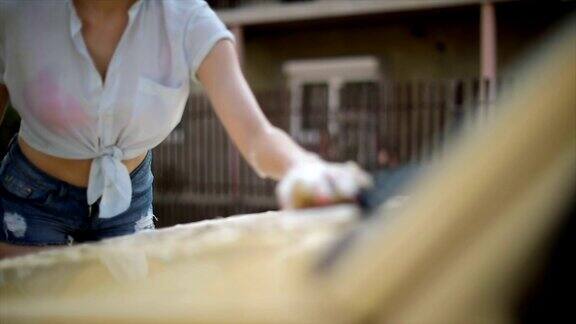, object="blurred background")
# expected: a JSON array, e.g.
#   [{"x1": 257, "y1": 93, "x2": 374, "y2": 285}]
[{"x1": 1, "y1": 0, "x2": 574, "y2": 227}]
